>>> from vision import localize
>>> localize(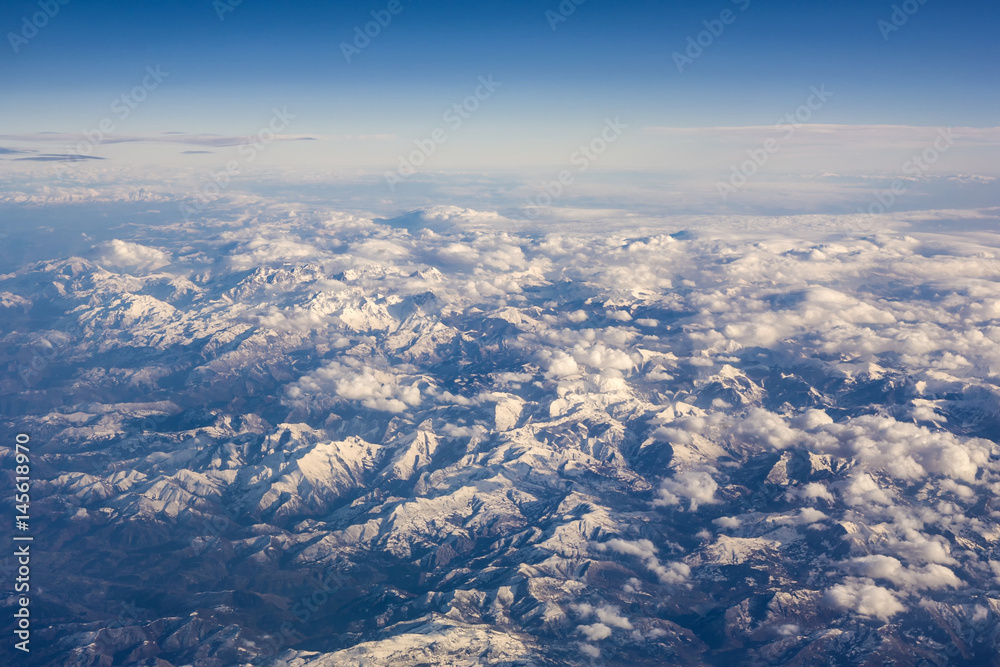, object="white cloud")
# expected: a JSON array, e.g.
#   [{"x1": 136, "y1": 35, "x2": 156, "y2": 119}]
[
  {"x1": 99, "y1": 239, "x2": 171, "y2": 272},
  {"x1": 843, "y1": 555, "x2": 961, "y2": 591},
  {"x1": 542, "y1": 351, "x2": 581, "y2": 379},
  {"x1": 788, "y1": 482, "x2": 835, "y2": 503},
  {"x1": 227, "y1": 233, "x2": 323, "y2": 270},
  {"x1": 837, "y1": 474, "x2": 895, "y2": 507},
  {"x1": 593, "y1": 538, "x2": 690, "y2": 584},
  {"x1": 577, "y1": 623, "x2": 612, "y2": 641},
  {"x1": 989, "y1": 561, "x2": 1000, "y2": 584},
  {"x1": 285, "y1": 358, "x2": 421, "y2": 413},
  {"x1": 572, "y1": 604, "x2": 632, "y2": 630},
  {"x1": 655, "y1": 470, "x2": 719, "y2": 510},
  {"x1": 823, "y1": 581, "x2": 906, "y2": 622}
]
